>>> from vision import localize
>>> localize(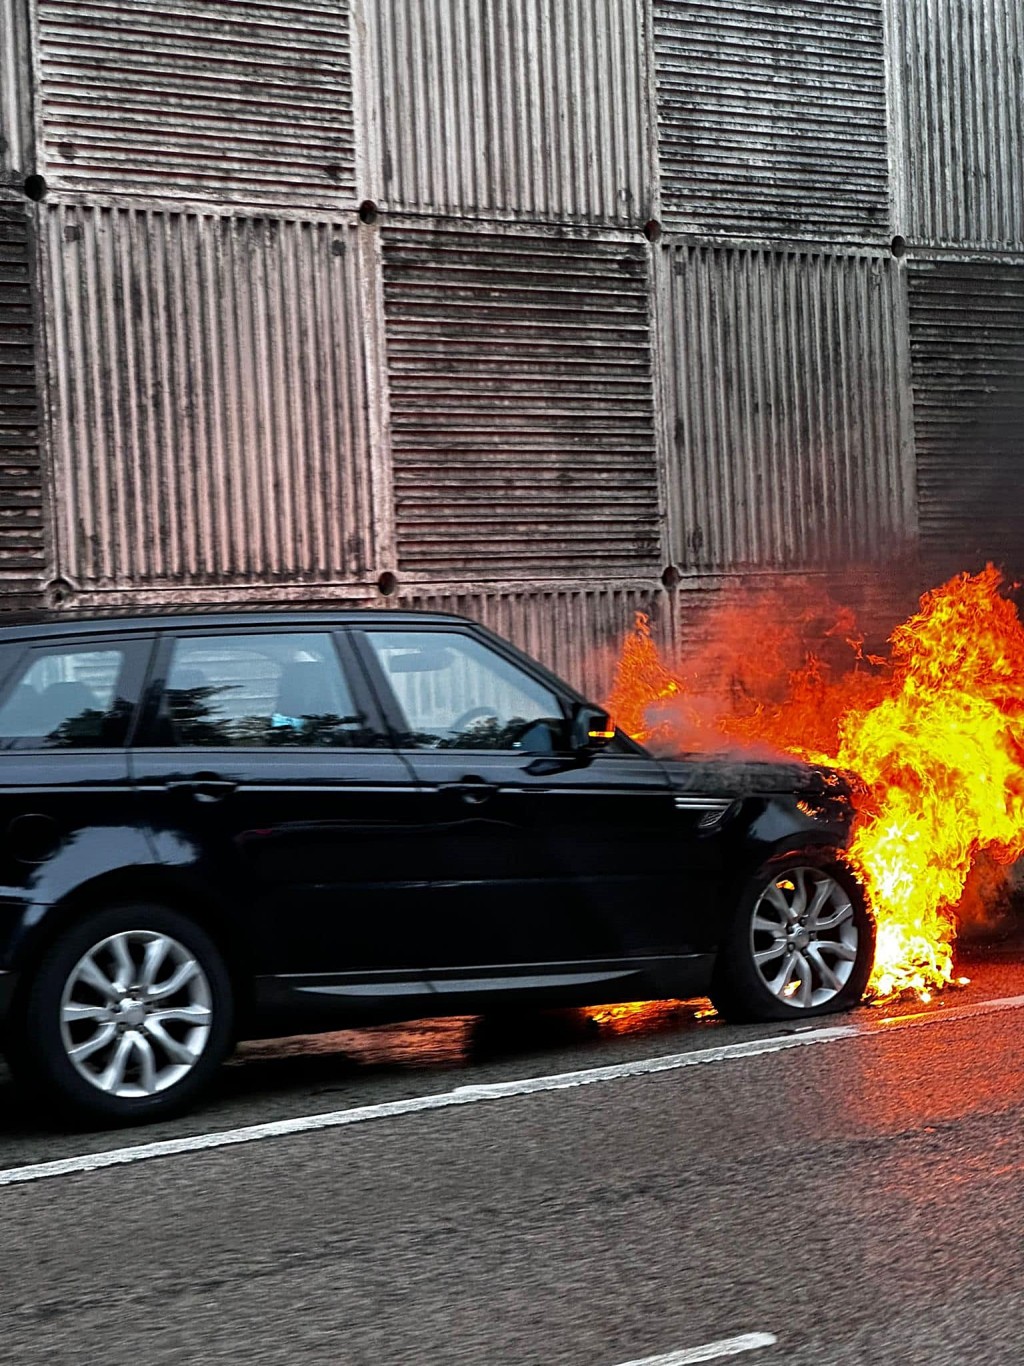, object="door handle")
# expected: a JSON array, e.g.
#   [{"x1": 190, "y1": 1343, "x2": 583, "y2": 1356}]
[
  {"x1": 164, "y1": 774, "x2": 239, "y2": 803},
  {"x1": 440, "y1": 778, "x2": 498, "y2": 807}
]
